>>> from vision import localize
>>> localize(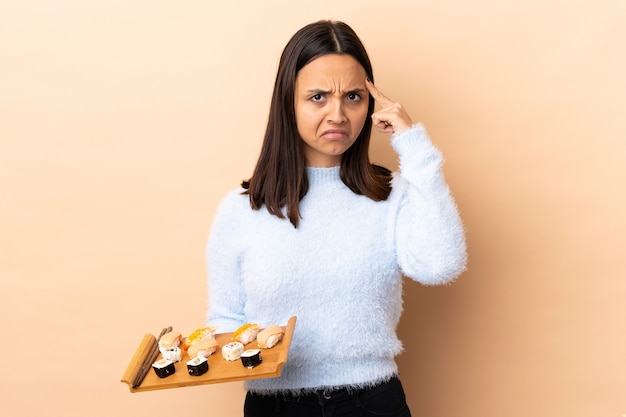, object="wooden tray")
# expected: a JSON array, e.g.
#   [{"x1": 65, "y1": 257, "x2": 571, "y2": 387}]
[{"x1": 121, "y1": 316, "x2": 296, "y2": 393}]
